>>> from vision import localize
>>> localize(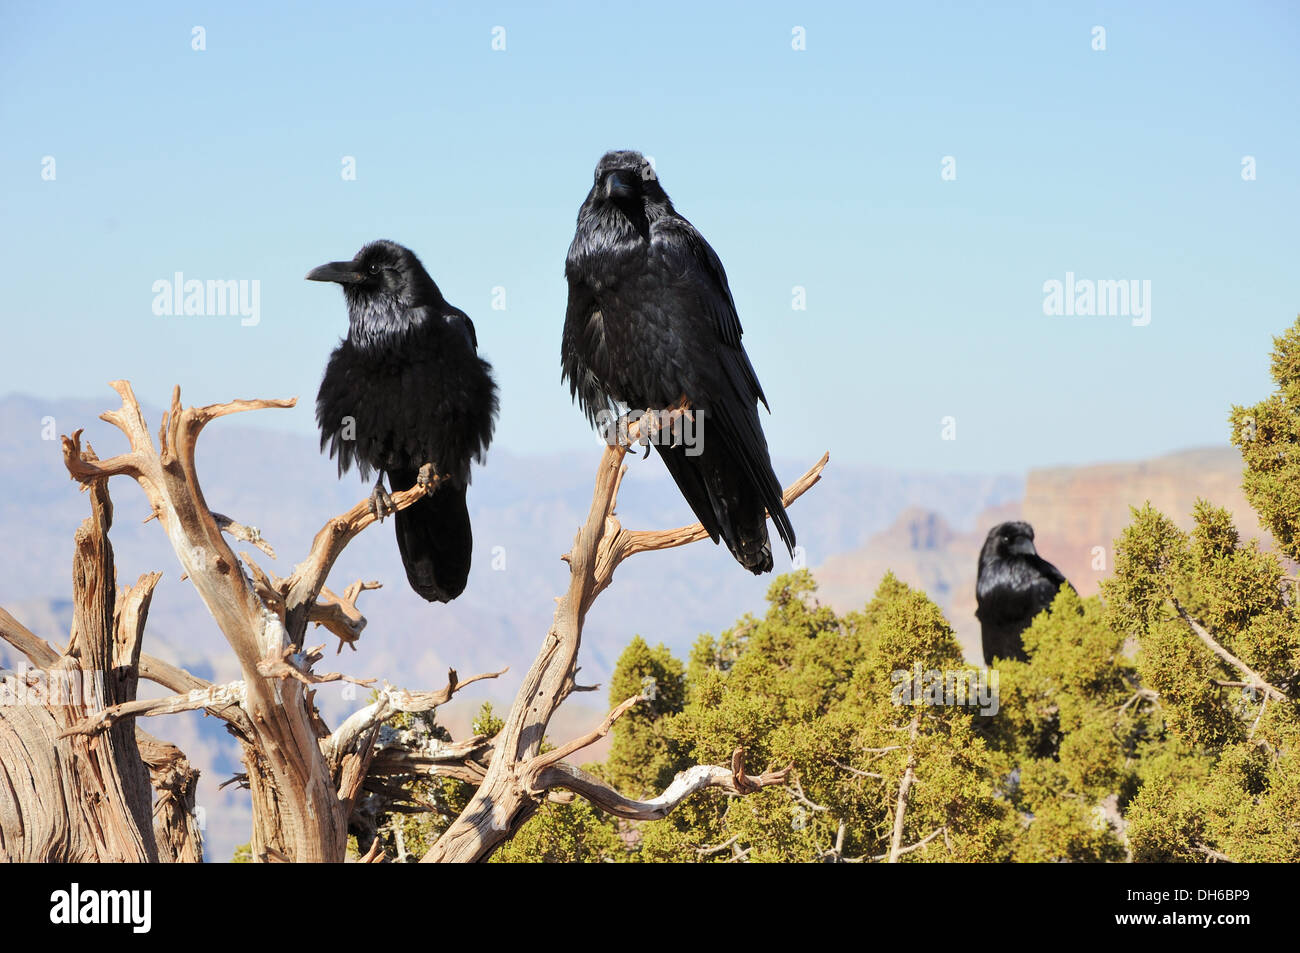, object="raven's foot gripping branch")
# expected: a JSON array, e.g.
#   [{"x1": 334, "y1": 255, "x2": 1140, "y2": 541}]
[{"x1": 369, "y1": 476, "x2": 396, "y2": 521}]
